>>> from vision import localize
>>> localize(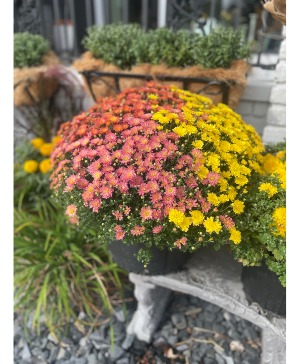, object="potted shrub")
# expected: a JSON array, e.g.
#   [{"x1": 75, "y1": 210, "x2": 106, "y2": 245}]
[
  {"x1": 231, "y1": 143, "x2": 286, "y2": 315},
  {"x1": 14, "y1": 32, "x2": 60, "y2": 106},
  {"x1": 72, "y1": 24, "x2": 251, "y2": 109},
  {"x1": 72, "y1": 23, "x2": 143, "y2": 99},
  {"x1": 49, "y1": 82, "x2": 265, "y2": 275}
]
